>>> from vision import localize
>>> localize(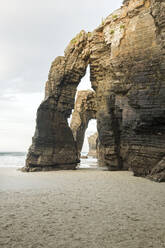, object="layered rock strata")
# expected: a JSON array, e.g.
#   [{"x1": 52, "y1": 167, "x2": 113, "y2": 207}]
[
  {"x1": 24, "y1": 31, "x2": 90, "y2": 171},
  {"x1": 24, "y1": 0, "x2": 165, "y2": 182},
  {"x1": 70, "y1": 90, "x2": 97, "y2": 158}
]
